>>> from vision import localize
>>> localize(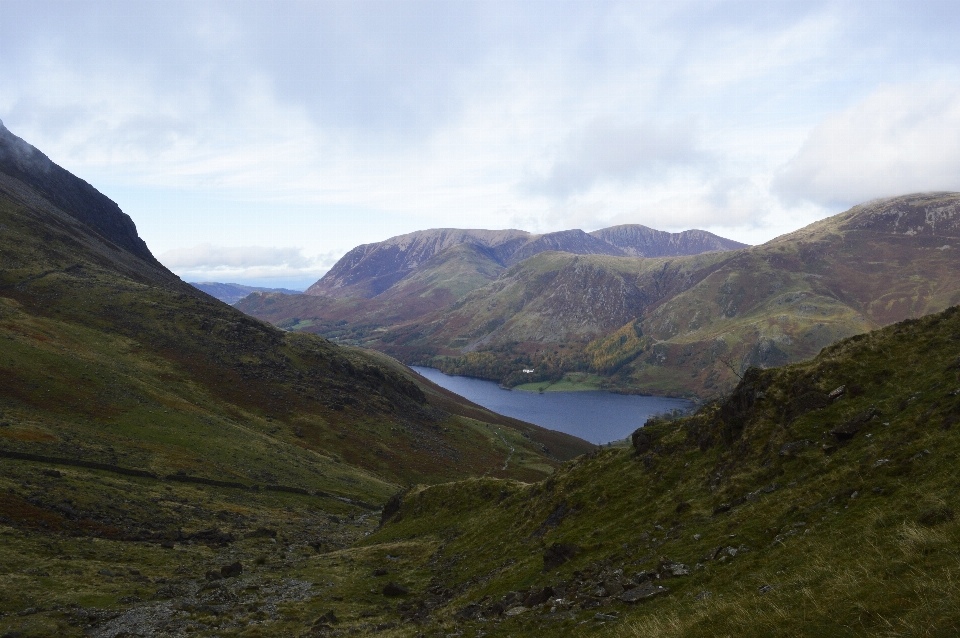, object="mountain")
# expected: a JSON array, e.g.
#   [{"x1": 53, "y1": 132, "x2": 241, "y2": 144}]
[
  {"x1": 242, "y1": 193, "x2": 960, "y2": 400},
  {"x1": 237, "y1": 224, "x2": 747, "y2": 375},
  {"x1": 190, "y1": 281, "x2": 304, "y2": 305},
  {"x1": 355, "y1": 303, "x2": 960, "y2": 635},
  {"x1": 303, "y1": 225, "x2": 746, "y2": 300},
  {"x1": 304, "y1": 228, "x2": 531, "y2": 298}
]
